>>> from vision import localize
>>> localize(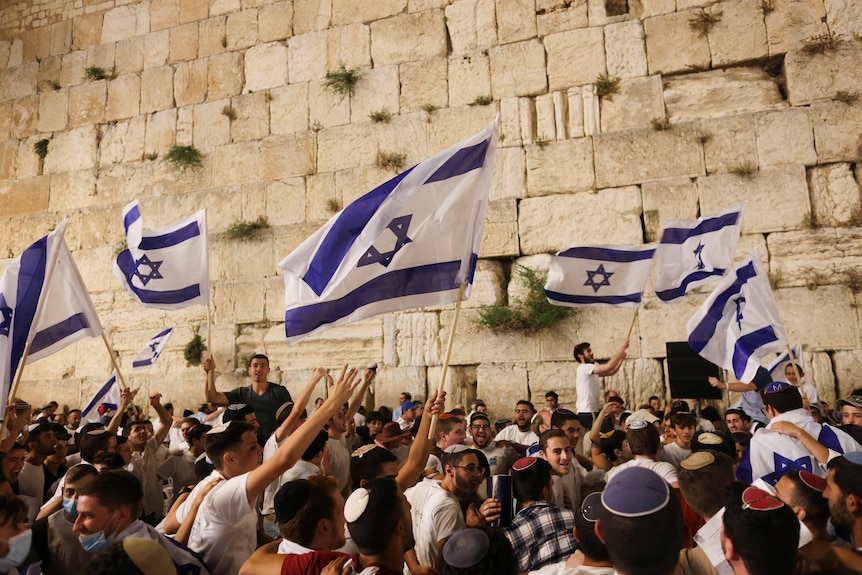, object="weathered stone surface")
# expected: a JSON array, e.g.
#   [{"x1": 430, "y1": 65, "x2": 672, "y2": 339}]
[
  {"x1": 38, "y1": 88, "x2": 69, "y2": 132},
  {"x1": 350, "y1": 66, "x2": 400, "y2": 123},
  {"x1": 810, "y1": 102, "x2": 862, "y2": 164},
  {"x1": 479, "y1": 199, "x2": 519, "y2": 258},
  {"x1": 594, "y1": 125, "x2": 705, "y2": 188},
  {"x1": 519, "y1": 187, "x2": 644, "y2": 254},
  {"x1": 525, "y1": 138, "x2": 594, "y2": 196},
  {"x1": 375, "y1": 115, "x2": 431, "y2": 166},
  {"x1": 534, "y1": 93, "x2": 557, "y2": 142},
  {"x1": 463, "y1": 259, "x2": 507, "y2": 310},
  {"x1": 600, "y1": 75, "x2": 664, "y2": 132},
  {"x1": 776, "y1": 286, "x2": 858, "y2": 350},
  {"x1": 833, "y1": 350, "x2": 862, "y2": 400},
  {"x1": 143, "y1": 30, "x2": 169, "y2": 70},
  {"x1": 307, "y1": 78, "x2": 351, "y2": 129},
  {"x1": 495, "y1": 0, "x2": 536, "y2": 44},
  {"x1": 210, "y1": 236, "x2": 276, "y2": 281},
  {"x1": 180, "y1": 0, "x2": 210, "y2": 24},
  {"x1": 231, "y1": 92, "x2": 270, "y2": 142},
  {"x1": 808, "y1": 164, "x2": 862, "y2": 228},
  {"x1": 370, "y1": 10, "x2": 446, "y2": 67},
  {"x1": 270, "y1": 83, "x2": 309, "y2": 135},
  {"x1": 754, "y1": 108, "x2": 816, "y2": 167},
  {"x1": 0, "y1": 143, "x2": 15, "y2": 181},
  {"x1": 208, "y1": 52, "x2": 245, "y2": 100},
  {"x1": 643, "y1": 10, "x2": 710, "y2": 75},
  {"x1": 372, "y1": 366, "x2": 428, "y2": 411},
  {"x1": 0, "y1": 177, "x2": 50, "y2": 218},
  {"x1": 639, "y1": 295, "x2": 707, "y2": 358},
  {"x1": 327, "y1": 23, "x2": 371, "y2": 71},
  {"x1": 101, "y1": 6, "x2": 138, "y2": 45},
  {"x1": 115, "y1": 37, "x2": 145, "y2": 75},
  {"x1": 399, "y1": 58, "x2": 448, "y2": 113},
  {"x1": 44, "y1": 126, "x2": 98, "y2": 174},
  {"x1": 260, "y1": 134, "x2": 315, "y2": 179},
  {"x1": 198, "y1": 16, "x2": 227, "y2": 58},
  {"x1": 288, "y1": 30, "x2": 327, "y2": 83},
  {"x1": 212, "y1": 141, "x2": 262, "y2": 185},
  {"x1": 536, "y1": 0, "x2": 589, "y2": 36},
  {"x1": 264, "y1": 319, "x2": 384, "y2": 368},
  {"x1": 293, "y1": 0, "x2": 332, "y2": 35},
  {"x1": 448, "y1": 53, "x2": 492, "y2": 108},
  {"x1": 98, "y1": 118, "x2": 146, "y2": 166},
  {"x1": 546, "y1": 27, "x2": 605, "y2": 91},
  {"x1": 151, "y1": 0, "x2": 180, "y2": 32},
  {"x1": 59, "y1": 51, "x2": 88, "y2": 87},
  {"x1": 140, "y1": 66, "x2": 175, "y2": 114},
  {"x1": 426, "y1": 365, "x2": 477, "y2": 412},
  {"x1": 489, "y1": 39, "x2": 547, "y2": 98},
  {"x1": 47, "y1": 169, "x2": 97, "y2": 212},
  {"x1": 69, "y1": 81, "x2": 108, "y2": 128},
  {"x1": 641, "y1": 177, "x2": 700, "y2": 242},
  {"x1": 785, "y1": 41, "x2": 862, "y2": 106},
  {"x1": 316, "y1": 123, "x2": 377, "y2": 172},
  {"x1": 212, "y1": 278, "x2": 267, "y2": 323},
  {"x1": 264, "y1": 177, "x2": 306, "y2": 226},
  {"x1": 603, "y1": 358, "x2": 666, "y2": 409},
  {"x1": 707, "y1": 0, "x2": 768, "y2": 67},
  {"x1": 225, "y1": 9, "x2": 259, "y2": 50},
  {"x1": 700, "y1": 115, "x2": 757, "y2": 175},
  {"x1": 445, "y1": 0, "x2": 497, "y2": 55},
  {"x1": 169, "y1": 22, "x2": 199, "y2": 63},
  {"x1": 72, "y1": 13, "x2": 103, "y2": 52},
  {"x1": 331, "y1": 0, "x2": 406, "y2": 25},
  {"x1": 192, "y1": 99, "x2": 231, "y2": 149},
  {"x1": 764, "y1": 0, "x2": 827, "y2": 55},
  {"x1": 476, "y1": 363, "x2": 528, "y2": 419},
  {"x1": 383, "y1": 312, "x2": 440, "y2": 367},
  {"x1": 604, "y1": 20, "x2": 647, "y2": 80},
  {"x1": 825, "y1": 0, "x2": 862, "y2": 38},
  {"x1": 767, "y1": 228, "x2": 862, "y2": 288},
  {"x1": 10, "y1": 95, "x2": 38, "y2": 140},
  {"x1": 14, "y1": 137, "x2": 40, "y2": 180},
  {"x1": 258, "y1": 2, "x2": 293, "y2": 42},
  {"x1": 490, "y1": 146, "x2": 525, "y2": 201},
  {"x1": 629, "y1": 0, "x2": 675, "y2": 19},
  {"x1": 174, "y1": 60, "x2": 208, "y2": 107}
]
